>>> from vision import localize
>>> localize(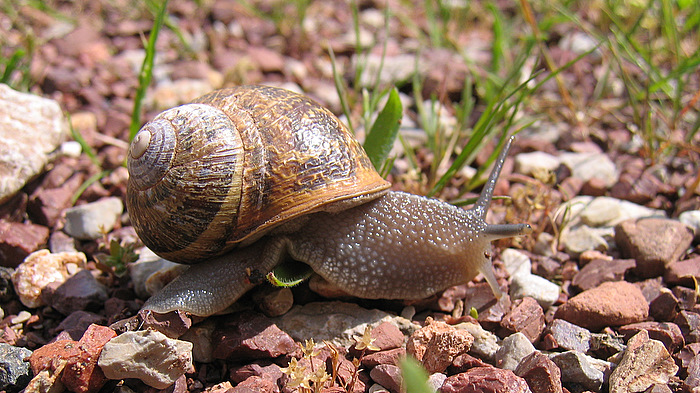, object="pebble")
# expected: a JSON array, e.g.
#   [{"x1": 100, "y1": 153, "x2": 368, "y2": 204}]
[
  {"x1": 230, "y1": 360, "x2": 283, "y2": 386},
  {"x1": 547, "y1": 319, "x2": 592, "y2": 353},
  {"x1": 618, "y1": 321, "x2": 685, "y2": 354},
  {"x1": 53, "y1": 310, "x2": 107, "y2": 340},
  {"x1": 369, "y1": 364, "x2": 402, "y2": 393},
  {"x1": 150, "y1": 78, "x2": 215, "y2": 110},
  {"x1": 556, "y1": 196, "x2": 666, "y2": 229},
  {"x1": 0, "y1": 343, "x2": 33, "y2": 393},
  {"x1": 441, "y1": 367, "x2": 532, "y2": 393},
  {"x1": 98, "y1": 329, "x2": 193, "y2": 389},
  {"x1": 63, "y1": 197, "x2": 124, "y2": 240},
  {"x1": 455, "y1": 322, "x2": 500, "y2": 363},
  {"x1": 549, "y1": 351, "x2": 605, "y2": 392},
  {"x1": 501, "y1": 248, "x2": 532, "y2": 279},
  {"x1": 179, "y1": 319, "x2": 216, "y2": 363},
  {"x1": 211, "y1": 311, "x2": 296, "y2": 360},
  {"x1": 495, "y1": 332, "x2": 536, "y2": 371},
  {"x1": 649, "y1": 288, "x2": 680, "y2": 322},
  {"x1": 685, "y1": 354, "x2": 700, "y2": 391},
  {"x1": 0, "y1": 84, "x2": 67, "y2": 204},
  {"x1": 251, "y1": 287, "x2": 294, "y2": 317},
  {"x1": 514, "y1": 351, "x2": 563, "y2": 393},
  {"x1": 274, "y1": 301, "x2": 413, "y2": 348},
  {"x1": 127, "y1": 248, "x2": 180, "y2": 298},
  {"x1": 553, "y1": 281, "x2": 649, "y2": 331},
  {"x1": 45, "y1": 269, "x2": 108, "y2": 315},
  {"x1": 353, "y1": 53, "x2": 421, "y2": 87},
  {"x1": 571, "y1": 258, "x2": 636, "y2": 291},
  {"x1": 139, "y1": 309, "x2": 192, "y2": 339},
  {"x1": 664, "y1": 256, "x2": 700, "y2": 287},
  {"x1": 561, "y1": 225, "x2": 609, "y2": 256},
  {"x1": 608, "y1": 330, "x2": 678, "y2": 393},
  {"x1": 349, "y1": 321, "x2": 404, "y2": 359},
  {"x1": 362, "y1": 347, "x2": 406, "y2": 368},
  {"x1": 559, "y1": 152, "x2": 619, "y2": 188},
  {"x1": 406, "y1": 318, "x2": 474, "y2": 374},
  {"x1": 510, "y1": 273, "x2": 560, "y2": 310},
  {"x1": 10, "y1": 249, "x2": 86, "y2": 308},
  {"x1": 0, "y1": 267, "x2": 16, "y2": 303},
  {"x1": 0, "y1": 220, "x2": 50, "y2": 268},
  {"x1": 675, "y1": 311, "x2": 700, "y2": 344},
  {"x1": 499, "y1": 297, "x2": 546, "y2": 343},
  {"x1": 28, "y1": 324, "x2": 116, "y2": 393},
  {"x1": 514, "y1": 151, "x2": 560, "y2": 176},
  {"x1": 615, "y1": 218, "x2": 694, "y2": 278},
  {"x1": 679, "y1": 210, "x2": 700, "y2": 240}
]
